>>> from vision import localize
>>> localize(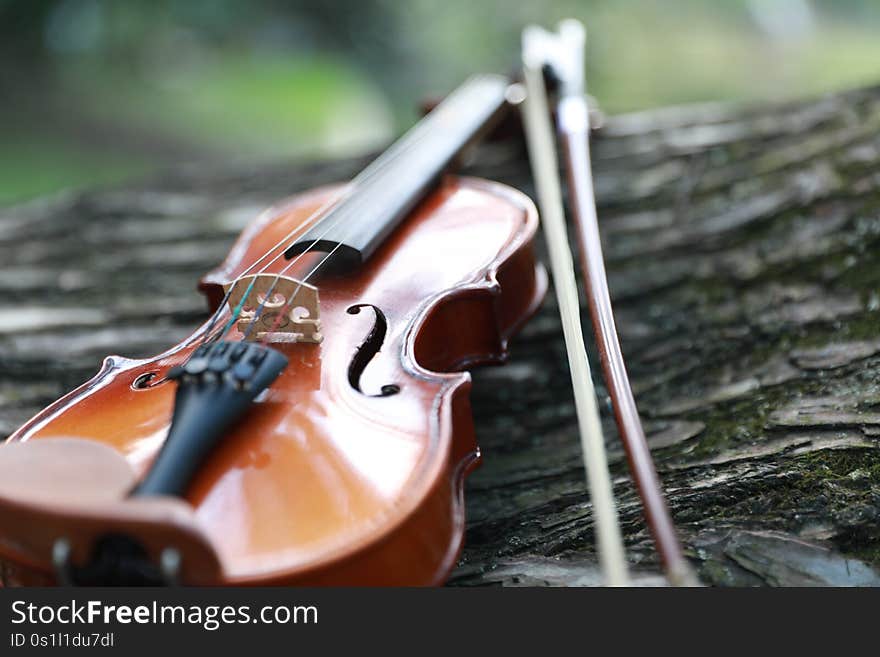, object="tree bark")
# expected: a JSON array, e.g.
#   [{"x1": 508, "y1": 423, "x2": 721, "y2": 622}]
[{"x1": 2, "y1": 85, "x2": 879, "y2": 586}]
